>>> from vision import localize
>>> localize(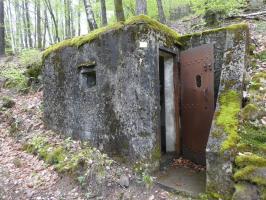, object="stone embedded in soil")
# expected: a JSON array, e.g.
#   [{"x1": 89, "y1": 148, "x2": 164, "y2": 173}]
[{"x1": 118, "y1": 175, "x2": 129, "y2": 188}]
